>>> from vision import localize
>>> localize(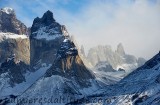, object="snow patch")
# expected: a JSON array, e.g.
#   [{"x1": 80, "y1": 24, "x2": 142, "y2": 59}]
[
  {"x1": 0, "y1": 32, "x2": 28, "y2": 41},
  {"x1": 1, "y1": 7, "x2": 14, "y2": 14},
  {"x1": 33, "y1": 27, "x2": 62, "y2": 40}
]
